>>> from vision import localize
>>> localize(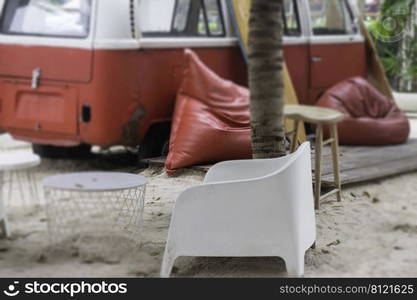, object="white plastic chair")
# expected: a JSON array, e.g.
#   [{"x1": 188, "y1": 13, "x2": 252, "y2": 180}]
[{"x1": 160, "y1": 142, "x2": 316, "y2": 277}]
